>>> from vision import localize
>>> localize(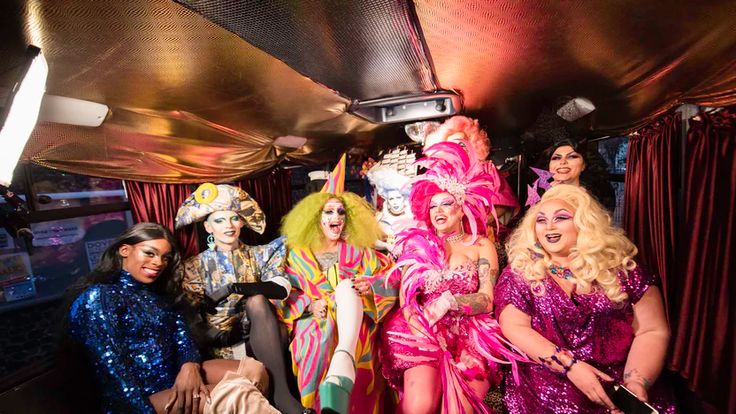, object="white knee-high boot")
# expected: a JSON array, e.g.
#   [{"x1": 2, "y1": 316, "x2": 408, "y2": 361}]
[{"x1": 325, "y1": 278, "x2": 363, "y2": 384}]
